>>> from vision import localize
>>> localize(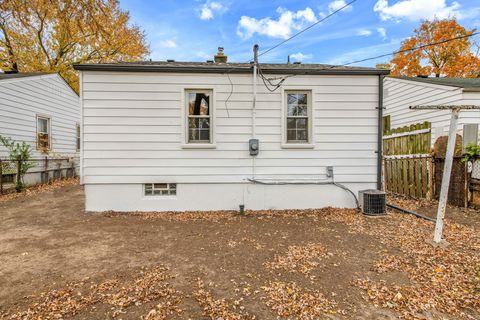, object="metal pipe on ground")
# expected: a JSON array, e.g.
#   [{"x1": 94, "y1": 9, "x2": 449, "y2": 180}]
[{"x1": 386, "y1": 202, "x2": 435, "y2": 222}]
